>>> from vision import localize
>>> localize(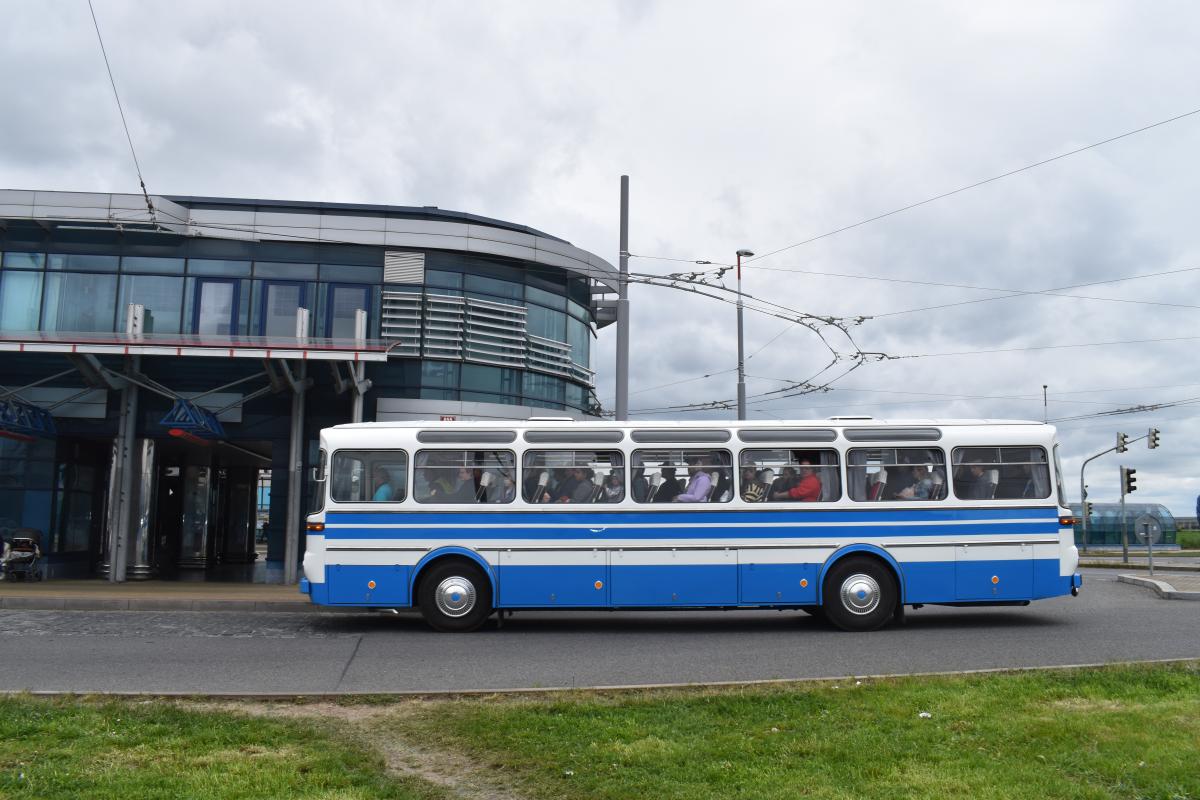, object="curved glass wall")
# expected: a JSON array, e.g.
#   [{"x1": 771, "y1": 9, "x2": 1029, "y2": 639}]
[{"x1": 0, "y1": 236, "x2": 597, "y2": 413}]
